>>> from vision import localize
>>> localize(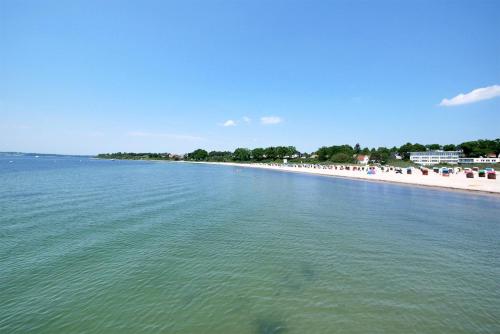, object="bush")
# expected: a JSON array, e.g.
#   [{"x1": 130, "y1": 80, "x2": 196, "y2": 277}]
[{"x1": 330, "y1": 153, "x2": 354, "y2": 163}]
